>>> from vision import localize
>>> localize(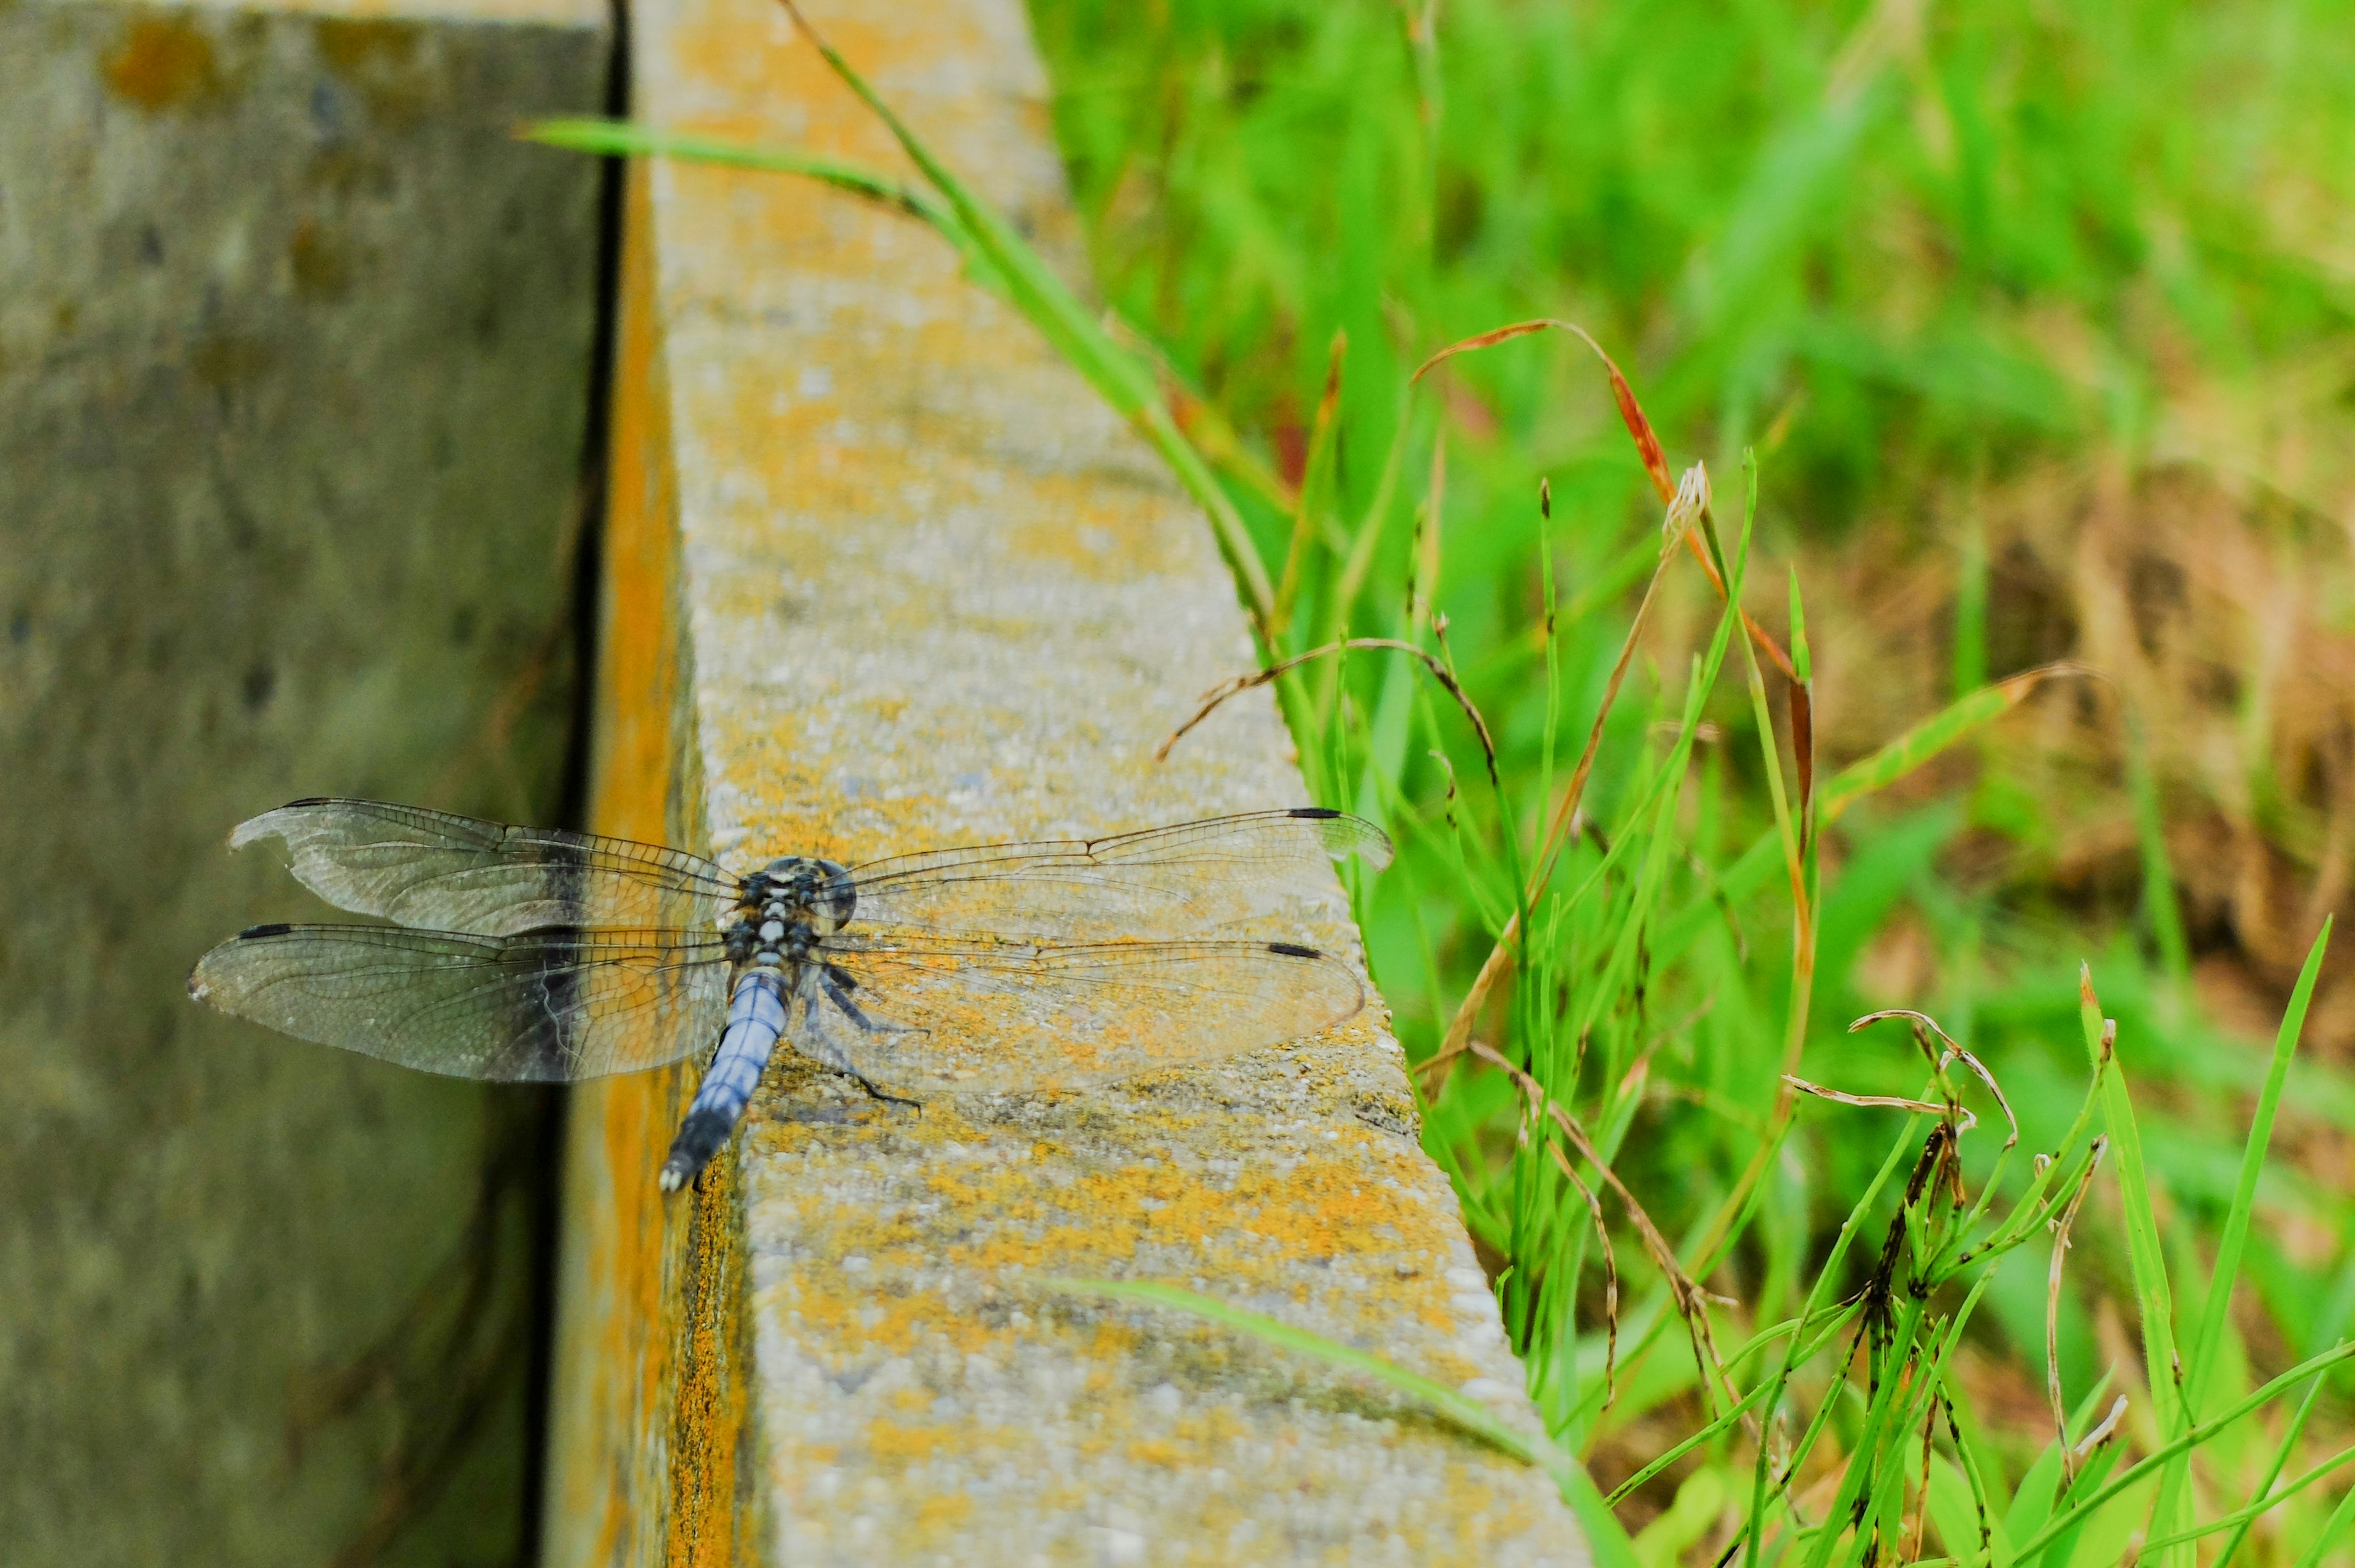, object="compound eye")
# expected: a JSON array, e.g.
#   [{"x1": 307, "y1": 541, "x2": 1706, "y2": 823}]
[{"x1": 815, "y1": 860, "x2": 857, "y2": 924}]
